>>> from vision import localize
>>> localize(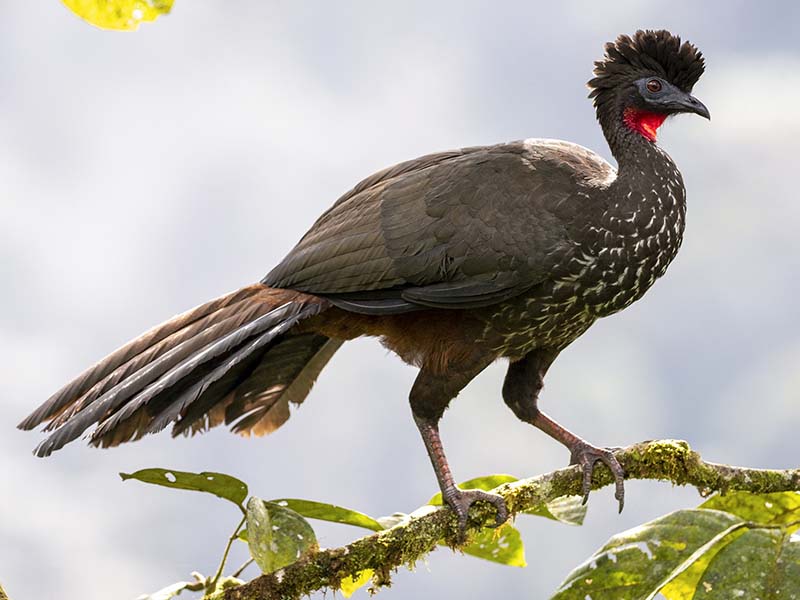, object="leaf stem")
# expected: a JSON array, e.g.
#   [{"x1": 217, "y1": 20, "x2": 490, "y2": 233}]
[
  {"x1": 209, "y1": 515, "x2": 247, "y2": 593},
  {"x1": 232, "y1": 558, "x2": 255, "y2": 579}
]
